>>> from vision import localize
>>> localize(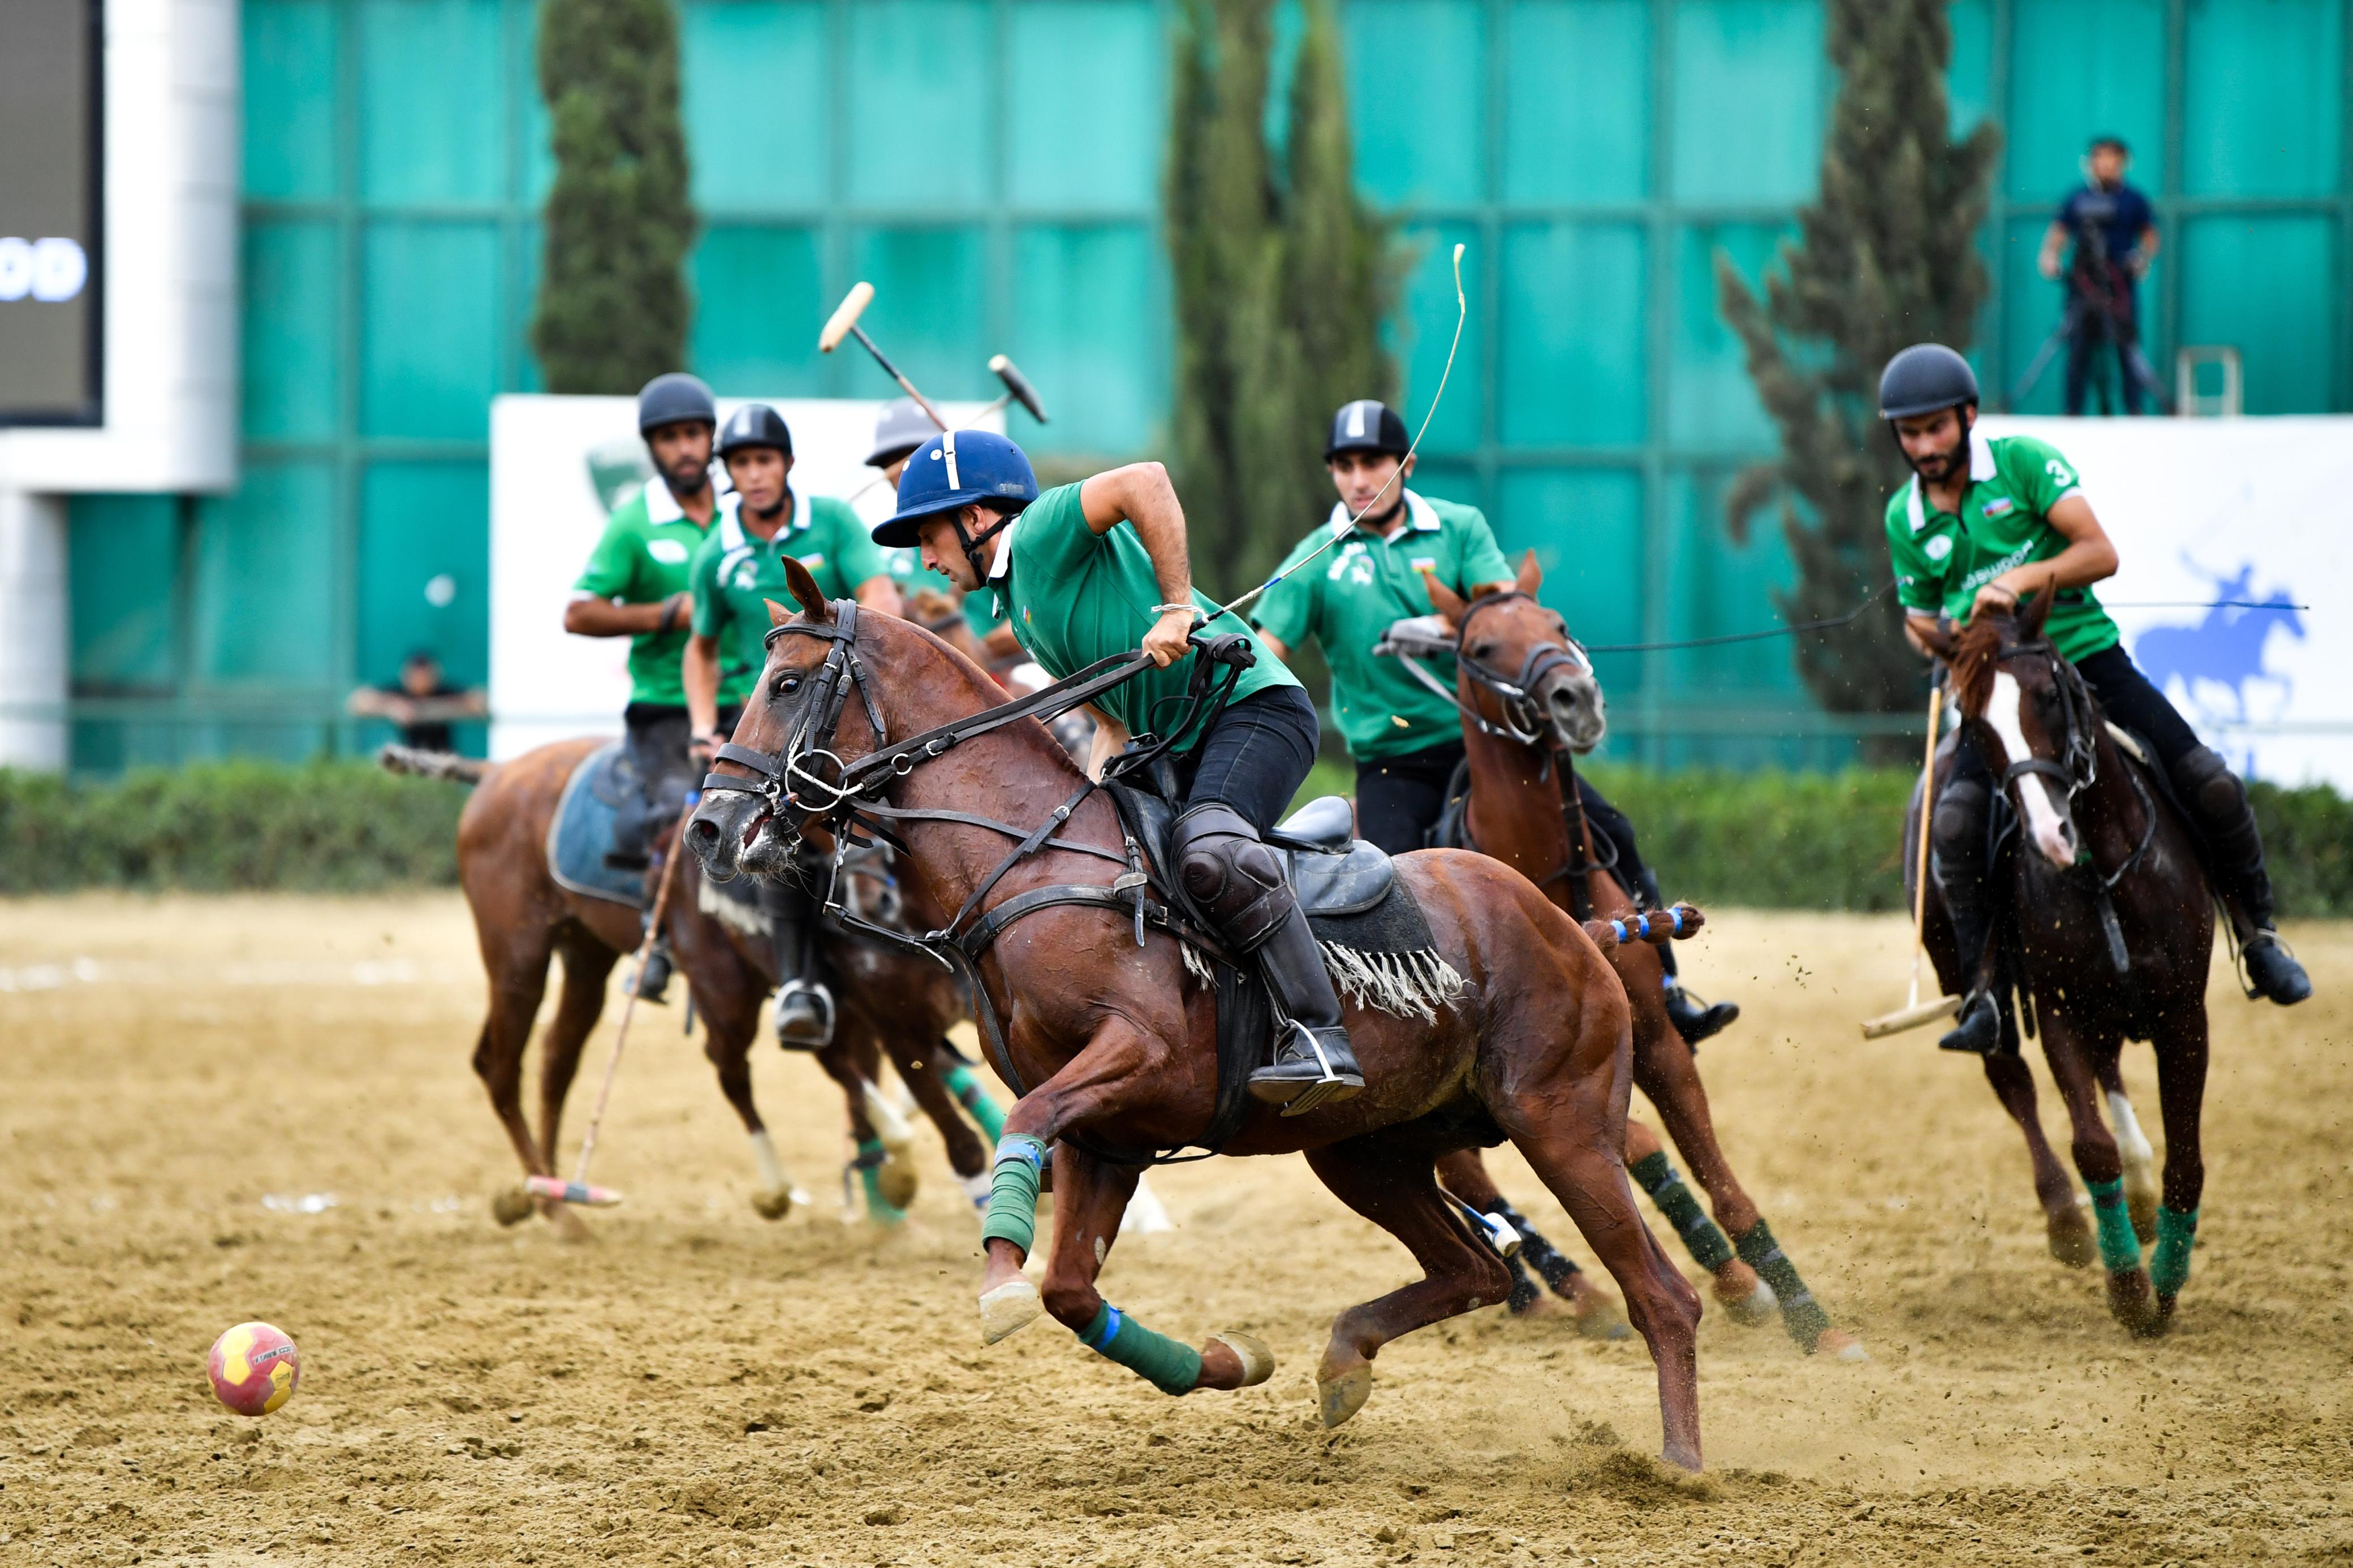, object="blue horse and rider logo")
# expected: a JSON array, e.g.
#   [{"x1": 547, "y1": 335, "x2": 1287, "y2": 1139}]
[{"x1": 2132, "y1": 561, "x2": 2304, "y2": 724}]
